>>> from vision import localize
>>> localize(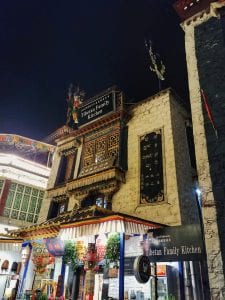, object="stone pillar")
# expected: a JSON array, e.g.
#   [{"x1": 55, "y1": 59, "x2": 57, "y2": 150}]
[
  {"x1": 47, "y1": 150, "x2": 61, "y2": 189},
  {"x1": 183, "y1": 11, "x2": 225, "y2": 298}
]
